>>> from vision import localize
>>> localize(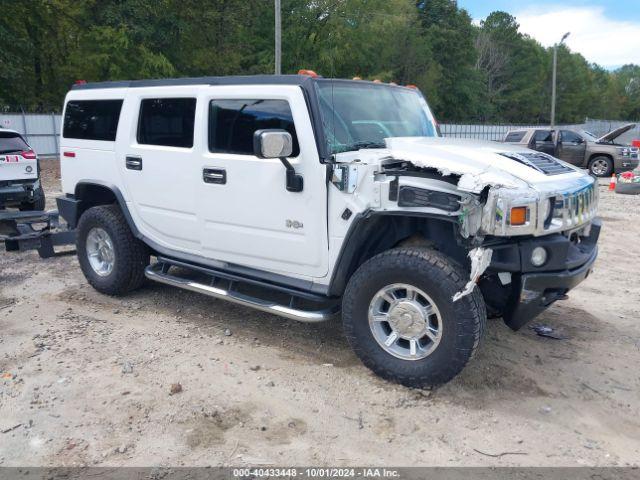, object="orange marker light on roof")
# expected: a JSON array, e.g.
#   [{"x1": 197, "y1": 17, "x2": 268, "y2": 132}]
[
  {"x1": 405, "y1": 84, "x2": 418, "y2": 89},
  {"x1": 75, "y1": 80, "x2": 87, "y2": 85},
  {"x1": 373, "y1": 79, "x2": 382, "y2": 83},
  {"x1": 298, "y1": 69, "x2": 318, "y2": 78},
  {"x1": 352, "y1": 76, "x2": 362, "y2": 80}
]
